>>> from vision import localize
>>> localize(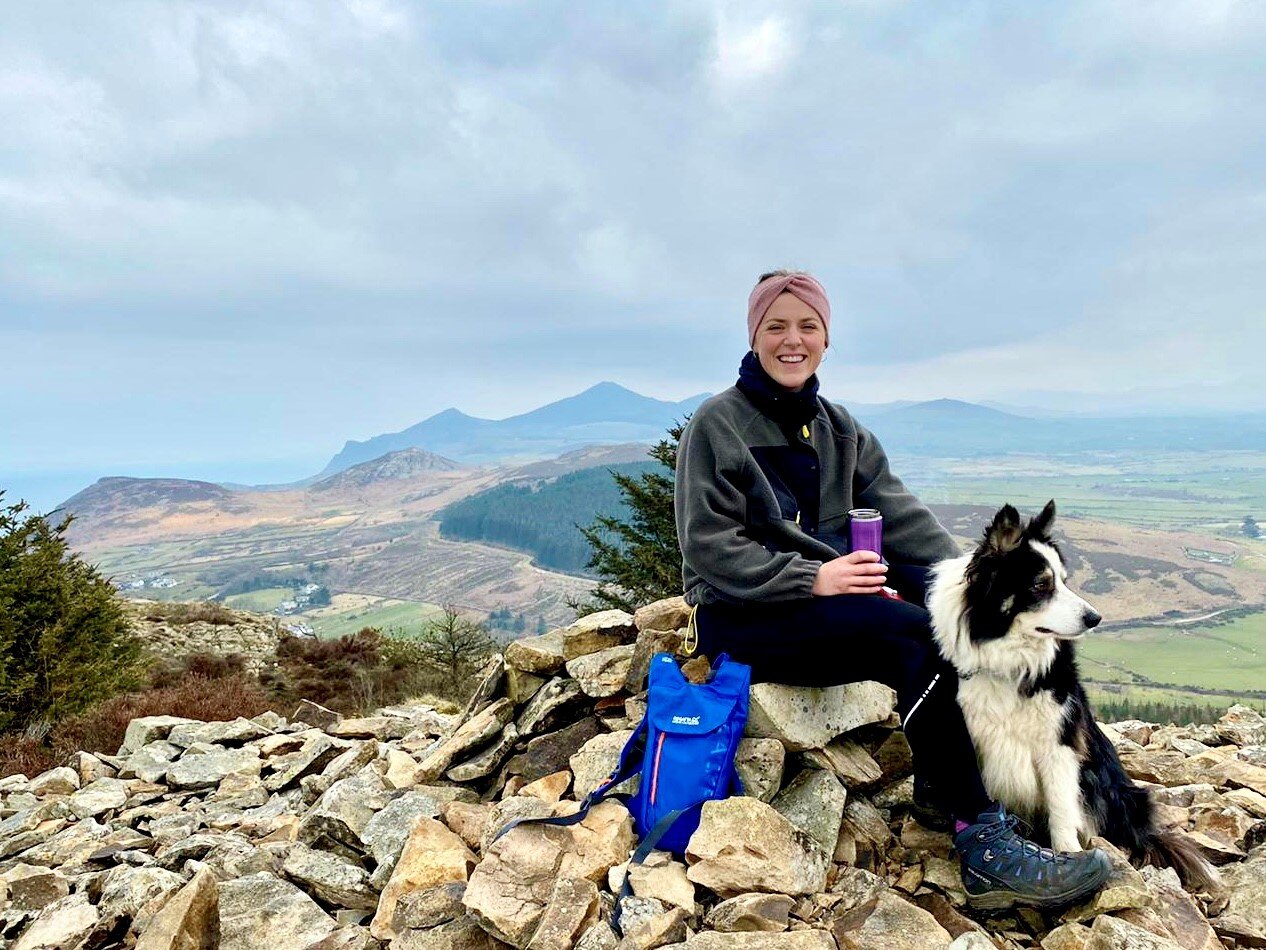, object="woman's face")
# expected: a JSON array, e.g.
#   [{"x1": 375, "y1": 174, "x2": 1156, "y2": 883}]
[{"x1": 753, "y1": 292, "x2": 827, "y2": 391}]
